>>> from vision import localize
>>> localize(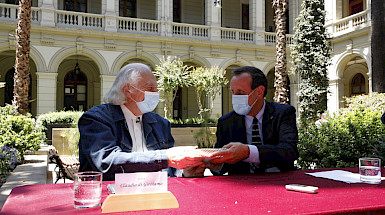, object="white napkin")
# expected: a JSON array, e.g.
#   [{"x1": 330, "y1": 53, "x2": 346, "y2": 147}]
[{"x1": 306, "y1": 170, "x2": 385, "y2": 183}]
